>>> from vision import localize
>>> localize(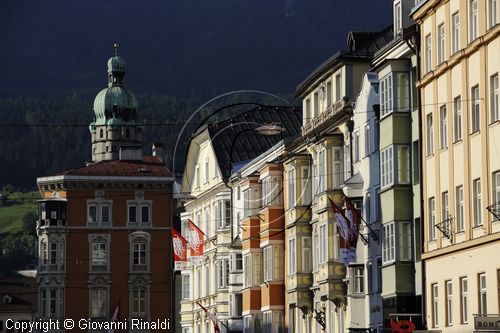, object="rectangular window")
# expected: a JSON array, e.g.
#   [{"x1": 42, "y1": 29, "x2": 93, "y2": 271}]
[
  {"x1": 470, "y1": 0, "x2": 478, "y2": 41},
  {"x1": 319, "y1": 224, "x2": 327, "y2": 264},
  {"x1": 353, "y1": 130, "x2": 360, "y2": 162},
  {"x1": 381, "y1": 146, "x2": 394, "y2": 188},
  {"x1": 218, "y1": 258, "x2": 229, "y2": 289},
  {"x1": 195, "y1": 164, "x2": 200, "y2": 188},
  {"x1": 479, "y1": 273, "x2": 487, "y2": 314},
  {"x1": 471, "y1": 85, "x2": 480, "y2": 132},
  {"x1": 263, "y1": 246, "x2": 283, "y2": 282},
  {"x1": 365, "y1": 124, "x2": 371, "y2": 157},
  {"x1": 440, "y1": 105, "x2": 448, "y2": 148},
  {"x1": 394, "y1": 2, "x2": 402, "y2": 34},
  {"x1": 287, "y1": 169, "x2": 295, "y2": 209},
  {"x1": 205, "y1": 158, "x2": 209, "y2": 183},
  {"x1": 262, "y1": 177, "x2": 272, "y2": 207},
  {"x1": 243, "y1": 254, "x2": 252, "y2": 287},
  {"x1": 335, "y1": 74, "x2": 342, "y2": 101},
  {"x1": 132, "y1": 288, "x2": 146, "y2": 318},
  {"x1": 473, "y1": 178, "x2": 482, "y2": 226},
  {"x1": 429, "y1": 197, "x2": 436, "y2": 240},
  {"x1": 302, "y1": 237, "x2": 312, "y2": 272},
  {"x1": 182, "y1": 274, "x2": 190, "y2": 299},
  {"x1": 243, "y1": 189, "x2": 251, "y2": 217},
  {"x1": 313, "y1": 232, "x2": 319, "y2": 271},
  {"x1": 41, "y1": 288, "x2": 47, "y2": 318},
  {"x1": 454, "y1": 96, "x2": 462, "y2": 141},
  {"x1": 313, "y1": 92, "x2": 319, "y2": 117},
  {"x1": 132, "y1": 242, "x2": 147, "y2": 271},
  {"x1": 427, "y1": 113, "x2": 434, "y2": 155},
  {"x1": 128, "y1": 205, "x2": 137, "y2": 224},
  {"x1": 442, "y1": 191, "x2": 450, "y2": 233},
  {"x1": 446, "y1": 280, "x2": 453, "y2": 326},
  {"x1": 396, "y1": 72, "x2": 410, "y2": 111},
  {"x1": 305, "y1": 99, "x2": 311, "y2": 124},
  {"x1": 425, "y1": 34, "x2": 432, "y2": 73},
  {"x1": 382, "y1": 223, "x2": 395, "y2": 263},
  {"x1": 101, "y1": 205, "x2": 111, "y2": 224},
  {"x1": 88, "y1": 204, "x2": 97, "y2": 224},
  {"x1": 399, "y1": 222, "x2": 412, "y2": 261},
  {"x1": 326, "y1": 80, "x2": 332, "y2": 106},
  {"x1": 91, "y1": 288, "x2": 106, "y2": 319},
  {"x1": 494, "y1": 172, "x2": 500, "y2": 215},
  {"x1": 452, "y1": 12, "x2": 460, "y2": 53},
  {"x1": 380, "y1": 74, "x2": 393, "y2": 117},
  {"x1": 288, "y1": 238, "x2": 296, "y2": 275},
  {"x1": 456, "y1": 185, "x2": 464, "y2": 231},
  {"x1": 50, "y1": 243, "x2": 57, "y2": 265},
  {"x1": 490, "y1": 0, "x2": 499, "y2": 28},
  {"x1": 318, "y1": 150, "x2": 326, "y2": 193},
  {"x1": 432, "y1": 283, "x2": 439, "y2": 327},
  {"x1": 91, "y1": 242, "x2": 107, "y2": 269},
  {"x1": 398, "y1": 145, "x2": 410, "y2": 184},
  {"x1": 460, "y1": 277, "x2": 468, "y2": 323},
  {"x1": 141, "y1": 205, "x2": 150, "y2": 224},
  {"x1": 353, "y1": 266, "x2": 364, "y2": 293},
  {"x1": 491, "y1": 74, "x2": 499, "y2": 122},
  {"x1": 438, "y1": 23, "x2": 445, "y2": 64}
]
